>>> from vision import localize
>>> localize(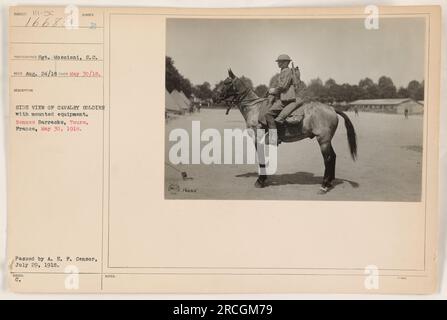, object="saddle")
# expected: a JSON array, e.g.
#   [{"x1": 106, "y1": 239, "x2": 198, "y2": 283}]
[
  {"x1": 258, "y1": 100, "x2": 305, "y2": 126},
  {"x1": 283, "y1": 106, "x2": 305, "y2": 125},
  {"x1": 257, "y1": 100, "x2": 307, "y2": 143}
]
